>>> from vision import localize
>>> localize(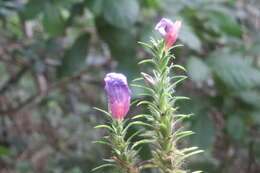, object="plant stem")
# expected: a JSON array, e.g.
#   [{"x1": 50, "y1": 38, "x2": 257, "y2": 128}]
[
  {"x1": 138, "y1": 40, "x2": 201, "y2": 173},
  {"x1": 110, "y1": 120, "x2": 138, "y2": 173}
]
